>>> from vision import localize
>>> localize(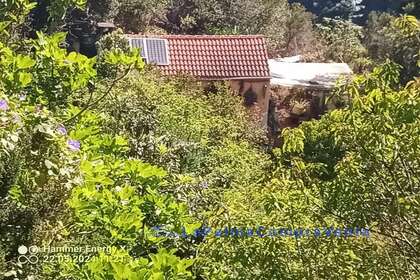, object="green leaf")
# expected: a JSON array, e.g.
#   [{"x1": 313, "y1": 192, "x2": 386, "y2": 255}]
[
  {"x1": 16, "y1": 55, "x2": 35, "y2": 69},
  {"x1": 18, "y1": 72, "x2": 33, "y2": 86},
  {"x1": 8, "y1": 186, "x2": 23, "y2": 202}
]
